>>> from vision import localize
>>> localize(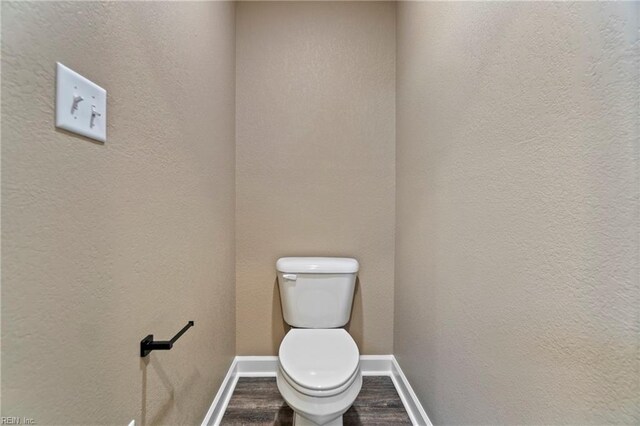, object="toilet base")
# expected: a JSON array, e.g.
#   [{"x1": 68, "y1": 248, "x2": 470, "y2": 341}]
[
  {"x1": 277, "y1": 365, "x2": 361, "y2": 426},
  {"x1": 294, "y1": 412, "x2": 342, "y2": 426}
]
